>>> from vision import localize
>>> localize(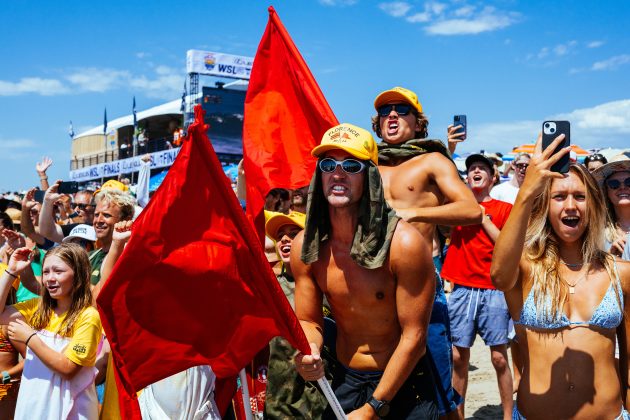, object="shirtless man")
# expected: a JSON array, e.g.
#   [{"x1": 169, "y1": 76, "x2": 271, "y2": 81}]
[
  {"x1": 293, "y1": 123, "x2": 437, "y2": 419},
  {"x1": 371, "y1": 87, "x2": 482, "y2": 418}
]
